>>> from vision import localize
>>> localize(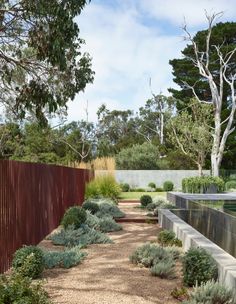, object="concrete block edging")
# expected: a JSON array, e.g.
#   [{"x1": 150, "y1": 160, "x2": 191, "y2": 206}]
[{"x1": 159, "y1": 209, "x2": 236, "y2": 293}]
